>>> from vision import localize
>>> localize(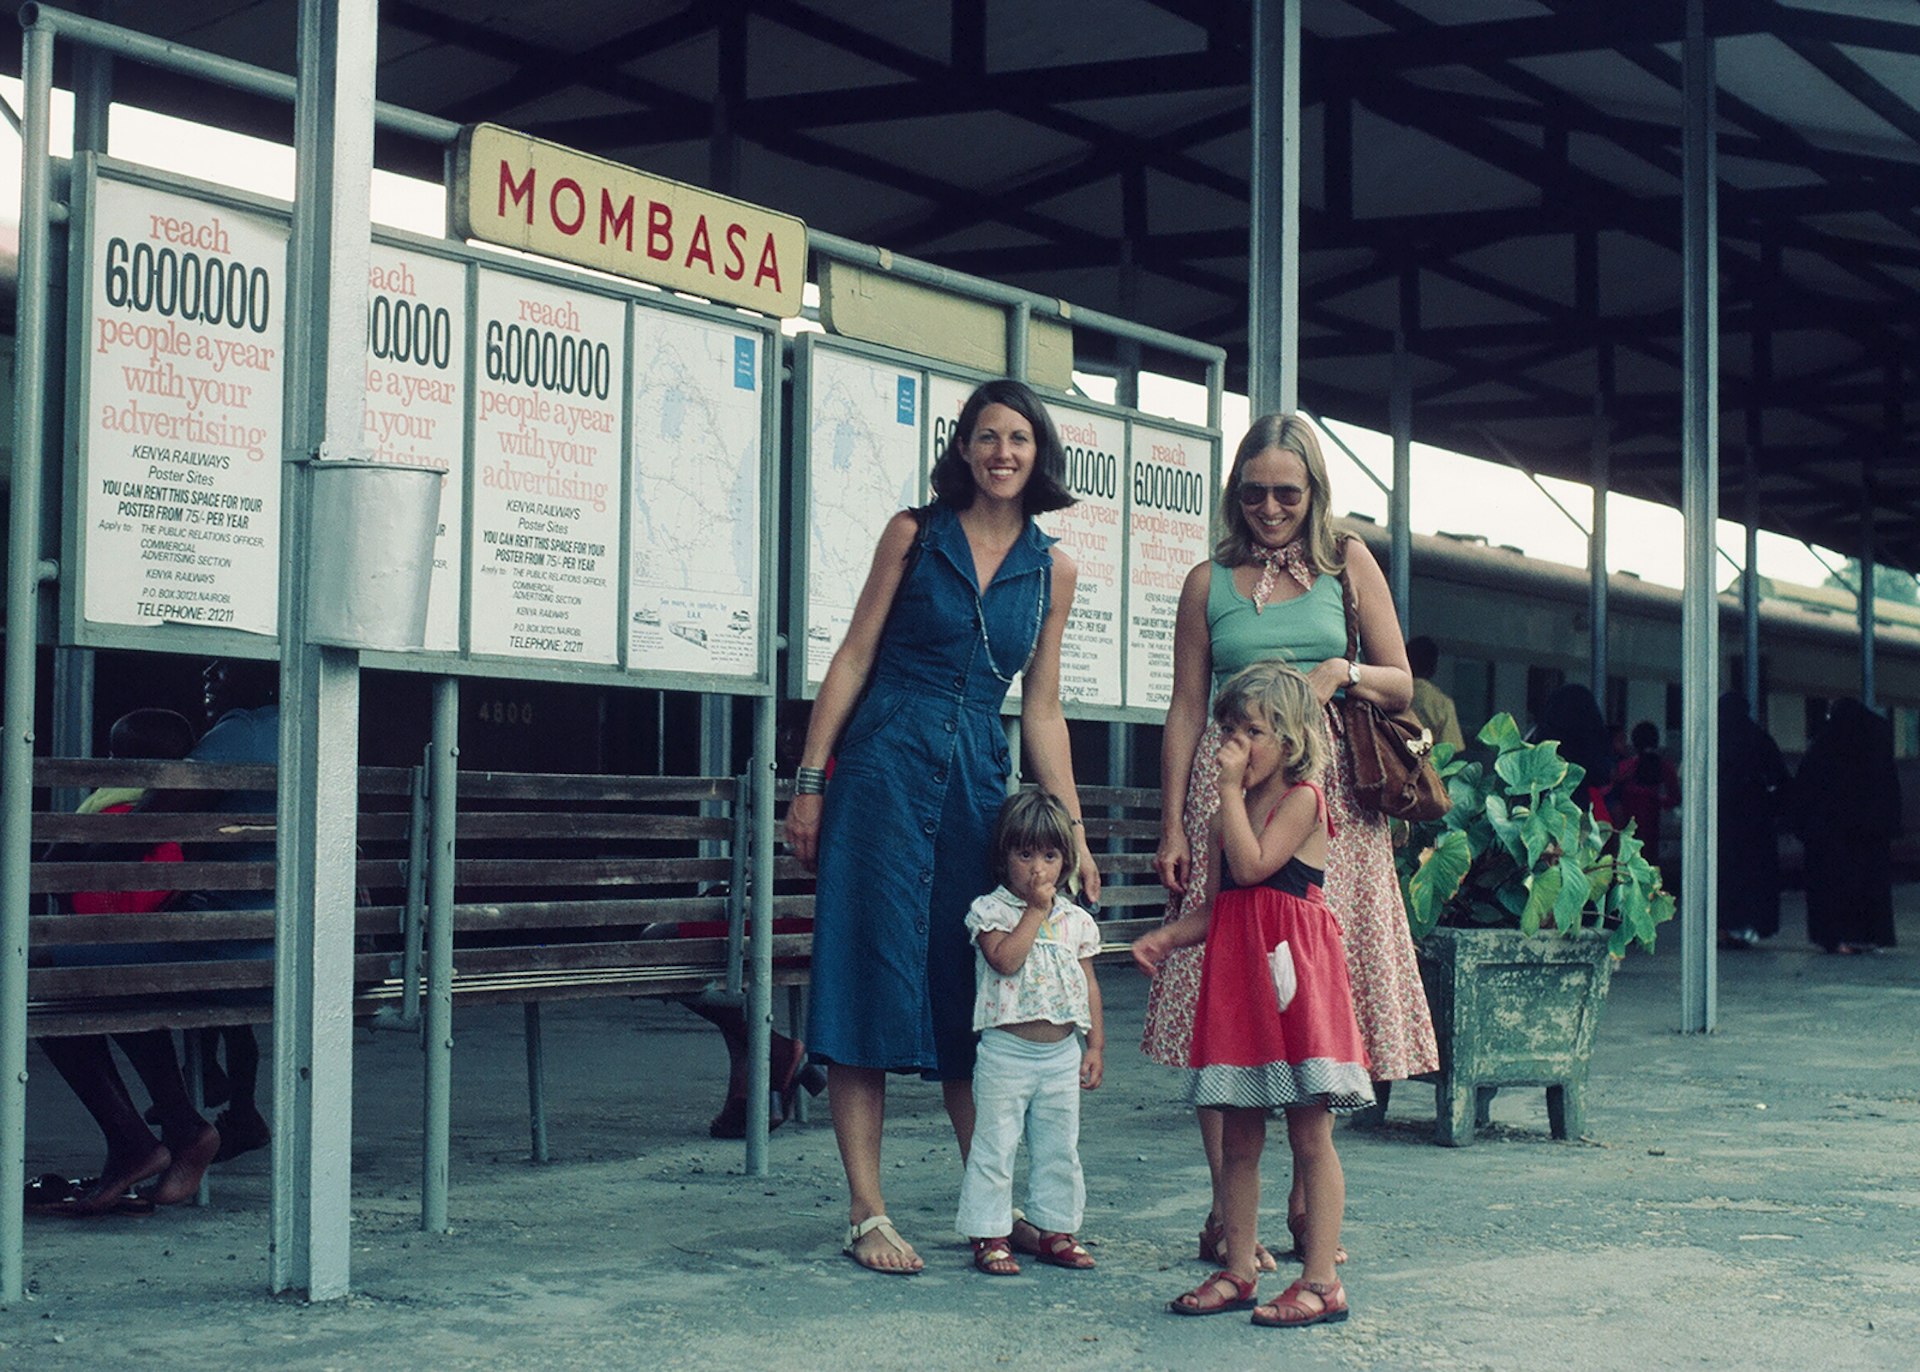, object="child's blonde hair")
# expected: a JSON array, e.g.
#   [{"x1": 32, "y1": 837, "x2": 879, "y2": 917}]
[
  {"x1": 1213, "y1": 661, "x2": 1326, "y2": 786},
  {"x1": 991, "y1": 788, "x2": 1078, "y2": 887}
]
